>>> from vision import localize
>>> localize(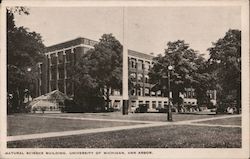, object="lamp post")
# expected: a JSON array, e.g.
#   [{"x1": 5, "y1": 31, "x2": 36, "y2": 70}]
[
  {"x1": 167, "y1": 65, "x2": 173, "y2": 121},
  {"x1": 27, "y1": 67, "x2": 32, "y2": 103}
]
